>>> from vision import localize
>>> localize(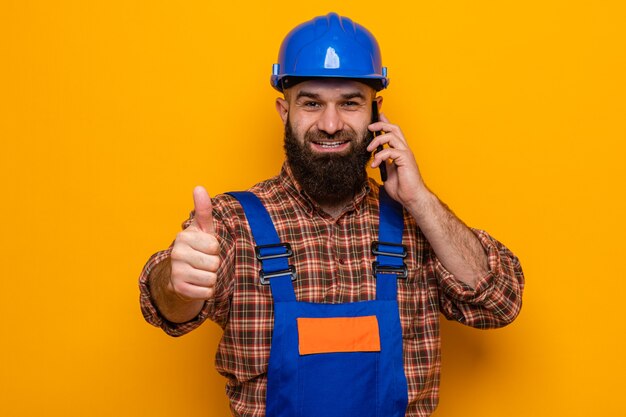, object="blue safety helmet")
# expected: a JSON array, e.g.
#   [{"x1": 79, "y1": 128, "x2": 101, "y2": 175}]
[{"x1": 271, "y1": 12, "x2": 389, "y2": 92}]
